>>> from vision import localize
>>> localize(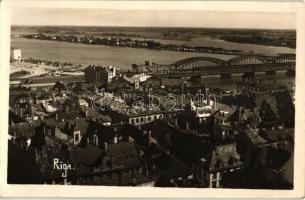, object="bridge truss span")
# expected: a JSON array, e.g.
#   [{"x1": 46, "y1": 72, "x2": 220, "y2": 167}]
[
  {"x1": 149, "y1": 54, "x2": 296, "y2": 77},
  {"x1": 173, "y1": 57, "x2": 226, "y2": 71}
]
